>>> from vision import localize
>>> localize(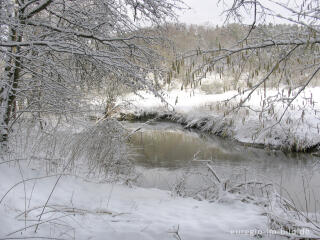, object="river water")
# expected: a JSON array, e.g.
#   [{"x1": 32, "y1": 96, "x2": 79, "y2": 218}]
[{"x1": 125, "y1": 121, "x2": 320, "y2": 212}]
